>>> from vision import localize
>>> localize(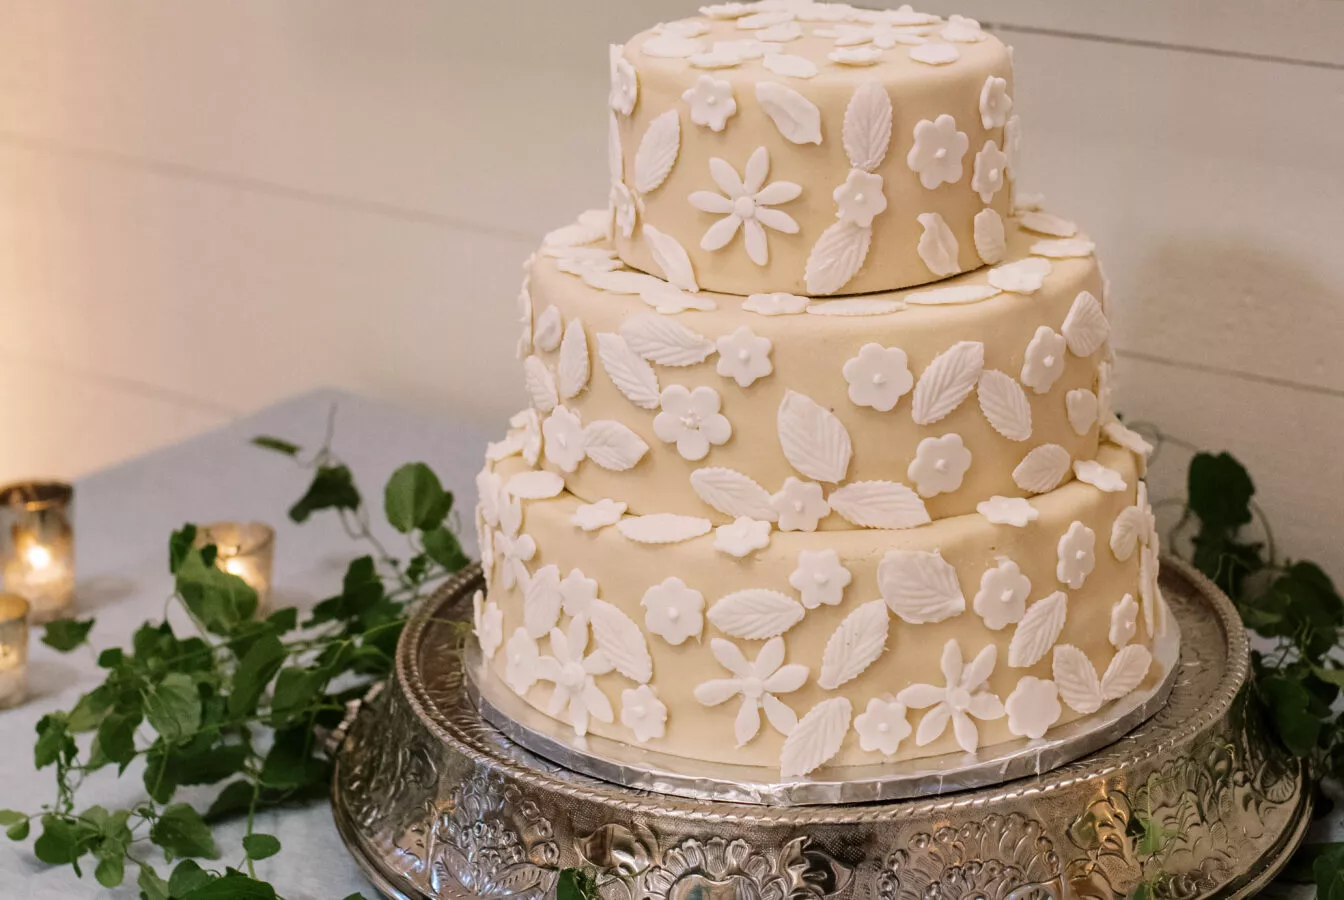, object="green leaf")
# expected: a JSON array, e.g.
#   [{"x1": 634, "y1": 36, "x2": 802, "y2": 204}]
[
  {"x1": 242, "y1": 832, "x2": 281, "y2": 860},
  {"x1": 1187, "y1": 451, "x2": 1254, "y2": 530},
  {"x1": 177, "y1": 549, "x2": 258, "y2": 635},
  {"x1": 145, "y1": 673, "x2": 203, "y2": 742},
  {"x1": 259, "y1": 726, "x2": 328, "y2": 790},
  {"x1": 34, "y1": 713, "x2": 76, "y2": 769},
  {"x1": 0, "y1": 810, "x2": 25, "y2": 826},
  {"x1": 1260, "y1": 675, "x2": 1322, "y2": 757},
  {"x1": 1315, "y1": 666, "x2": 1344, "y2": 688},
  {"x1": 168, "y1": 859, "x2": 213, "y2": 896},
  {"x1": 557, "y1": 867, "x2": 599, "y2": 900},
  {"x1": 288, "y1": 464, "x2": 360, "y2": 523},
  {"x1": 138, "y1": 864, "x2": 172, "y2": 900},
  {"x1": 95, "y1": 852, "x2": 126, "y2": 887},
  {"x1": 423, "y1": 526, "x2": 469, "y2": 572},
  {"x1": 41, "y1": 617, "x2": 96, "y2": 652},
  {"x1": 1317, "y1": 844, "x2": 1344, "y2": 900},
  {"x1": 6, "y1": 819, "x2": 29, "y2": 841},
  {"x1": 96, "y1": 711, "x2": 141, "y2": 768},
  {"x1": 67, "y1": 686, "x2": 114, "y2": 733},
  {"x1": 33, "y1": 815, "x2": 97, "y2": 865},
  {"x1": 252, "y1": 435, "x2": 302, "y2": 457},
  {"x1": 1129, "y1": 883, "x2": 1154, "y2": 900},
  {"x1": 181, "y1": 874, "x2": 278, "y2": 900},
  {"x1": 265, "y1": 606, "x2": 299, "y2": 634},
  {"x1": 384, "y1": 463, "x2": 451, "y2": 533},
  {"x1": 169, "y1": 524, "x2": 198, "y2": 575},
  {"x1": 228, "y1": 633, "x2": 286, "y2": 719},
  {"x1": 270, "y1": 667, "x2": 322, "y2": 721},
  {"x1": 204, "y1": 780, "x2": 255, "y2": 823},
  {"x1": 149, "y1": 803, "x2": 219, "y2": 861}
]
